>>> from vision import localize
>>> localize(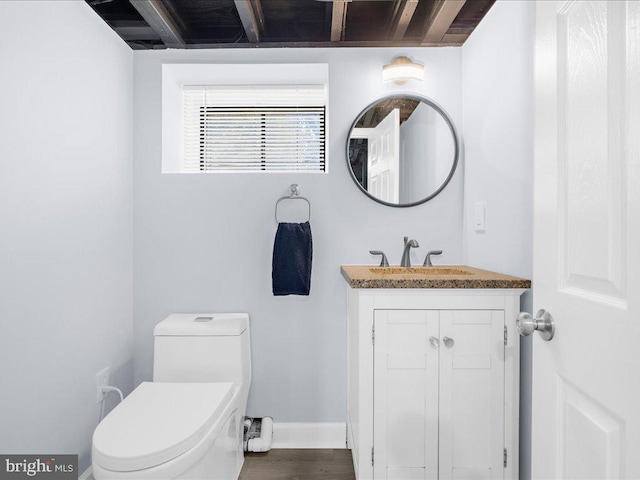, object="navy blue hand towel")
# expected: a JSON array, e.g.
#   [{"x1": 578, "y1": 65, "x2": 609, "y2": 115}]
[{"x1": 272, "y1": 221, "x2": 313, "y2": 296}]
